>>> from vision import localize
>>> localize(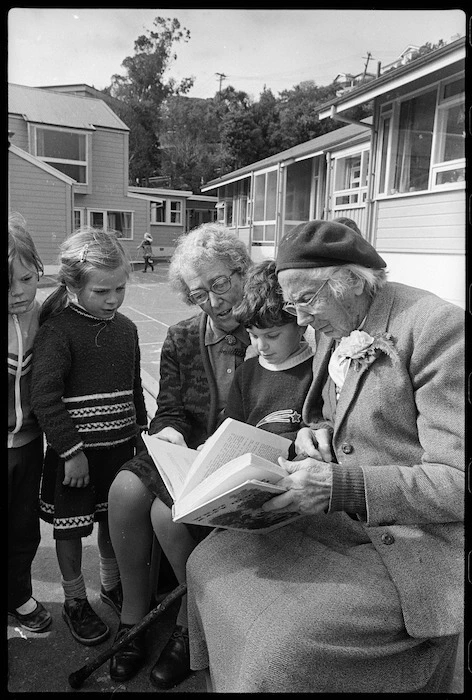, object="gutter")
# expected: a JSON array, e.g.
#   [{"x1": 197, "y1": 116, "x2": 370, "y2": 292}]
[{"x1": 329, "y1": 106, "x2": 373, "y2": 129}]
